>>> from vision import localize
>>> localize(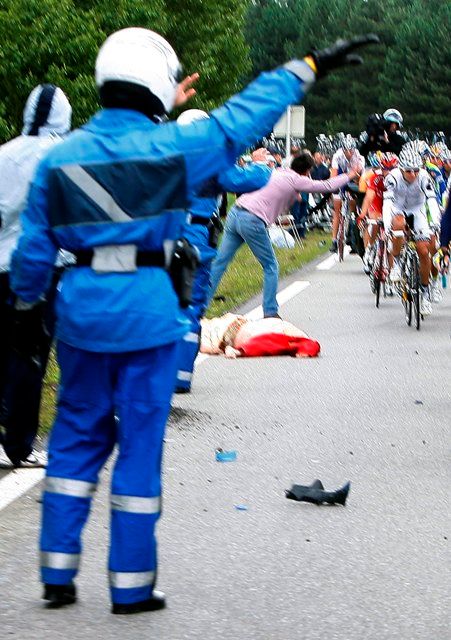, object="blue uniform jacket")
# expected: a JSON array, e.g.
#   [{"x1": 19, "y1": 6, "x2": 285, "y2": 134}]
[{"x1": 11, "y1": 64, "x2": 313, "y2": 352}]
